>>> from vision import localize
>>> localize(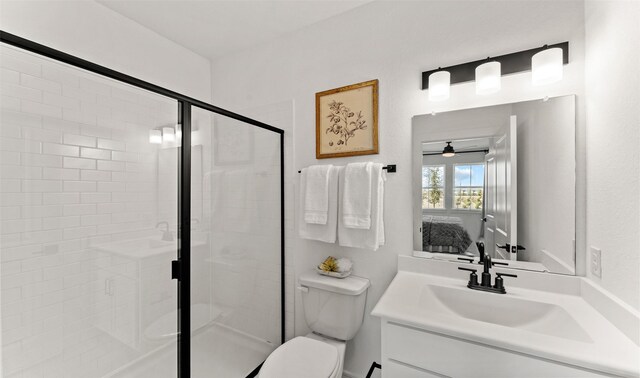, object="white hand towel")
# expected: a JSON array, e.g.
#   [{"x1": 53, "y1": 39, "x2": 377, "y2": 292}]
[
  {"x1": 299, "y1": 166, "x2": 339, "y2": 243},
  {"x1": 303, "y1": 165, "x2": 332, "y2": 224},
  {"x1": 338, "y1": 164, "x2": 386, "y2": 250},
  {"x1": 342, "y1": 162, "x2": 373, "y2": 229}
]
